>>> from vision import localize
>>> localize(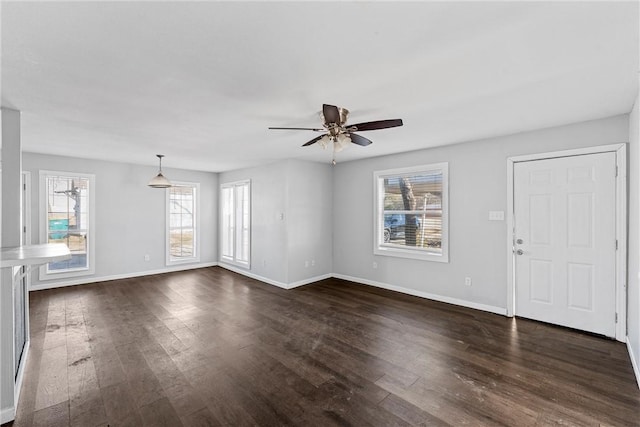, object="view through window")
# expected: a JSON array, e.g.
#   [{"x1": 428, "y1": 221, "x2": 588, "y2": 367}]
[
  {"x1": 221, "y1": 180, "x2": 250, "y2": 266},
  {"x1": 375, "y1": 163, "x2": 448, "y2": 262},
  {"x1": 43, "y1": 173, "x2": 93, "y2": 274},
  {"x1": 168, "y1": 183, "x2": 199, "y2": 263}
]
